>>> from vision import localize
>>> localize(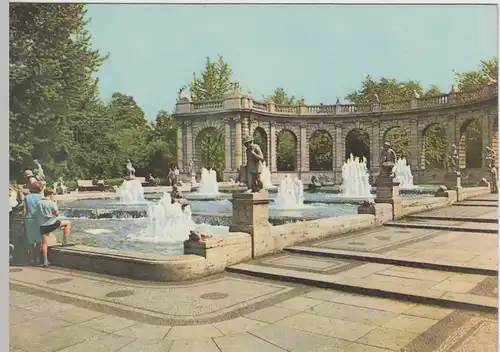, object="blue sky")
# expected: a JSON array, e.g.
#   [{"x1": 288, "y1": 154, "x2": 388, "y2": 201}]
[{"x1": 85, "y1": 4, "x2": 498, "y2": 121}]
